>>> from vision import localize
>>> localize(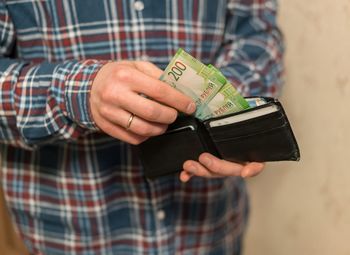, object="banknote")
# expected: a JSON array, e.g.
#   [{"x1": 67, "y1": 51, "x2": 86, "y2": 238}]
[
  {"x1": 207, "y1": 64, "x2": 224, "y2": 76},
  {"x1": 197, "y1": 82, "x2": 250, "y2": 120},
  {"x1": 160, "y1": 49, "x2": 250, "y2": 120},
  {"x1": 160, "y1": 49, "x2": 227, "y2": 116}
]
